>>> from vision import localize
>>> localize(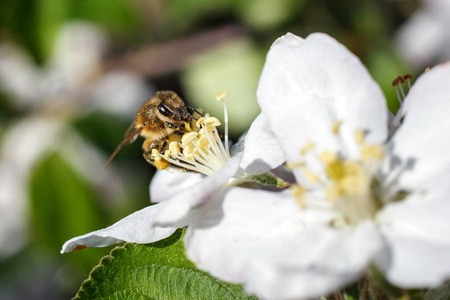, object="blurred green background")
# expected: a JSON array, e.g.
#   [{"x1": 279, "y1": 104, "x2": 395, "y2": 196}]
[{"x1": 0, "y1": 0, "x2": 444, "y2": 298}]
